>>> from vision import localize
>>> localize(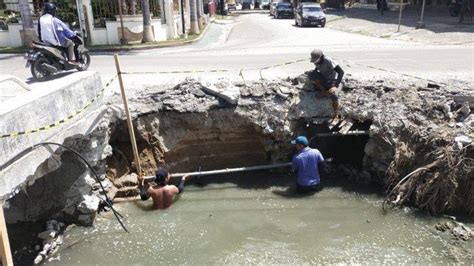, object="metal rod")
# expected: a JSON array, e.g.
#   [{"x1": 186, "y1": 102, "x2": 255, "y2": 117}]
[
  {"x1": 143, "y1": 162, "x2": 293, "y2": 181},
  {"x1": 114, "y1": 54, "x2": 142, "y2": 178},
  {"x1": 397, "y1": 0, "x2": 403, "y2": 32},
  {"x1": 313, "y1": 130, "x2": 370, "y2": 137},
  {"x1": 417, "y1": 0, "x2": 426, "y2": 28}
]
